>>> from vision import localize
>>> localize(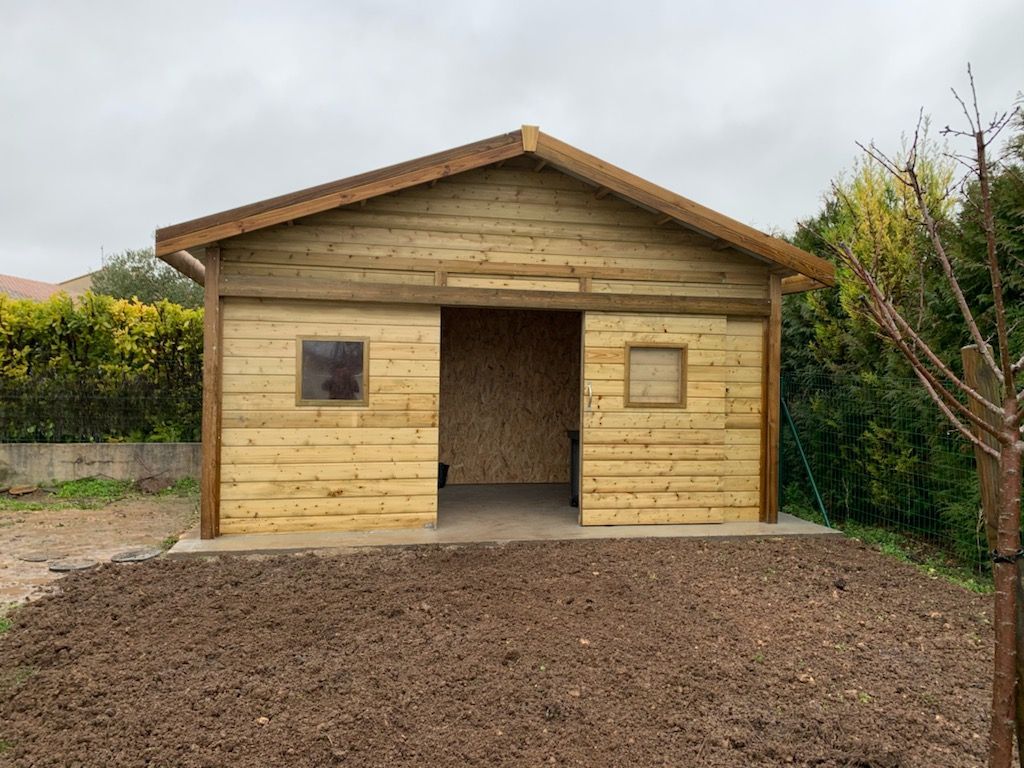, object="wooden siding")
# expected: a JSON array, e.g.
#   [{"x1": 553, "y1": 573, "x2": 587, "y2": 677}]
[
  {"x1": 219, "y1": 298, "x2": 439, "y2": 534},
  {"x1": 211, "y1": 159, "x2": 771, "y2": 533},
  {"x1": 219, "y1": 158, "x2": 771, "y2": 301},
  {"x1": 724, "y1": 317, "x2": 764, "y2": 521},
  {"x1": 580, "y1": 312, "x2": 762, "y2": 525}
]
